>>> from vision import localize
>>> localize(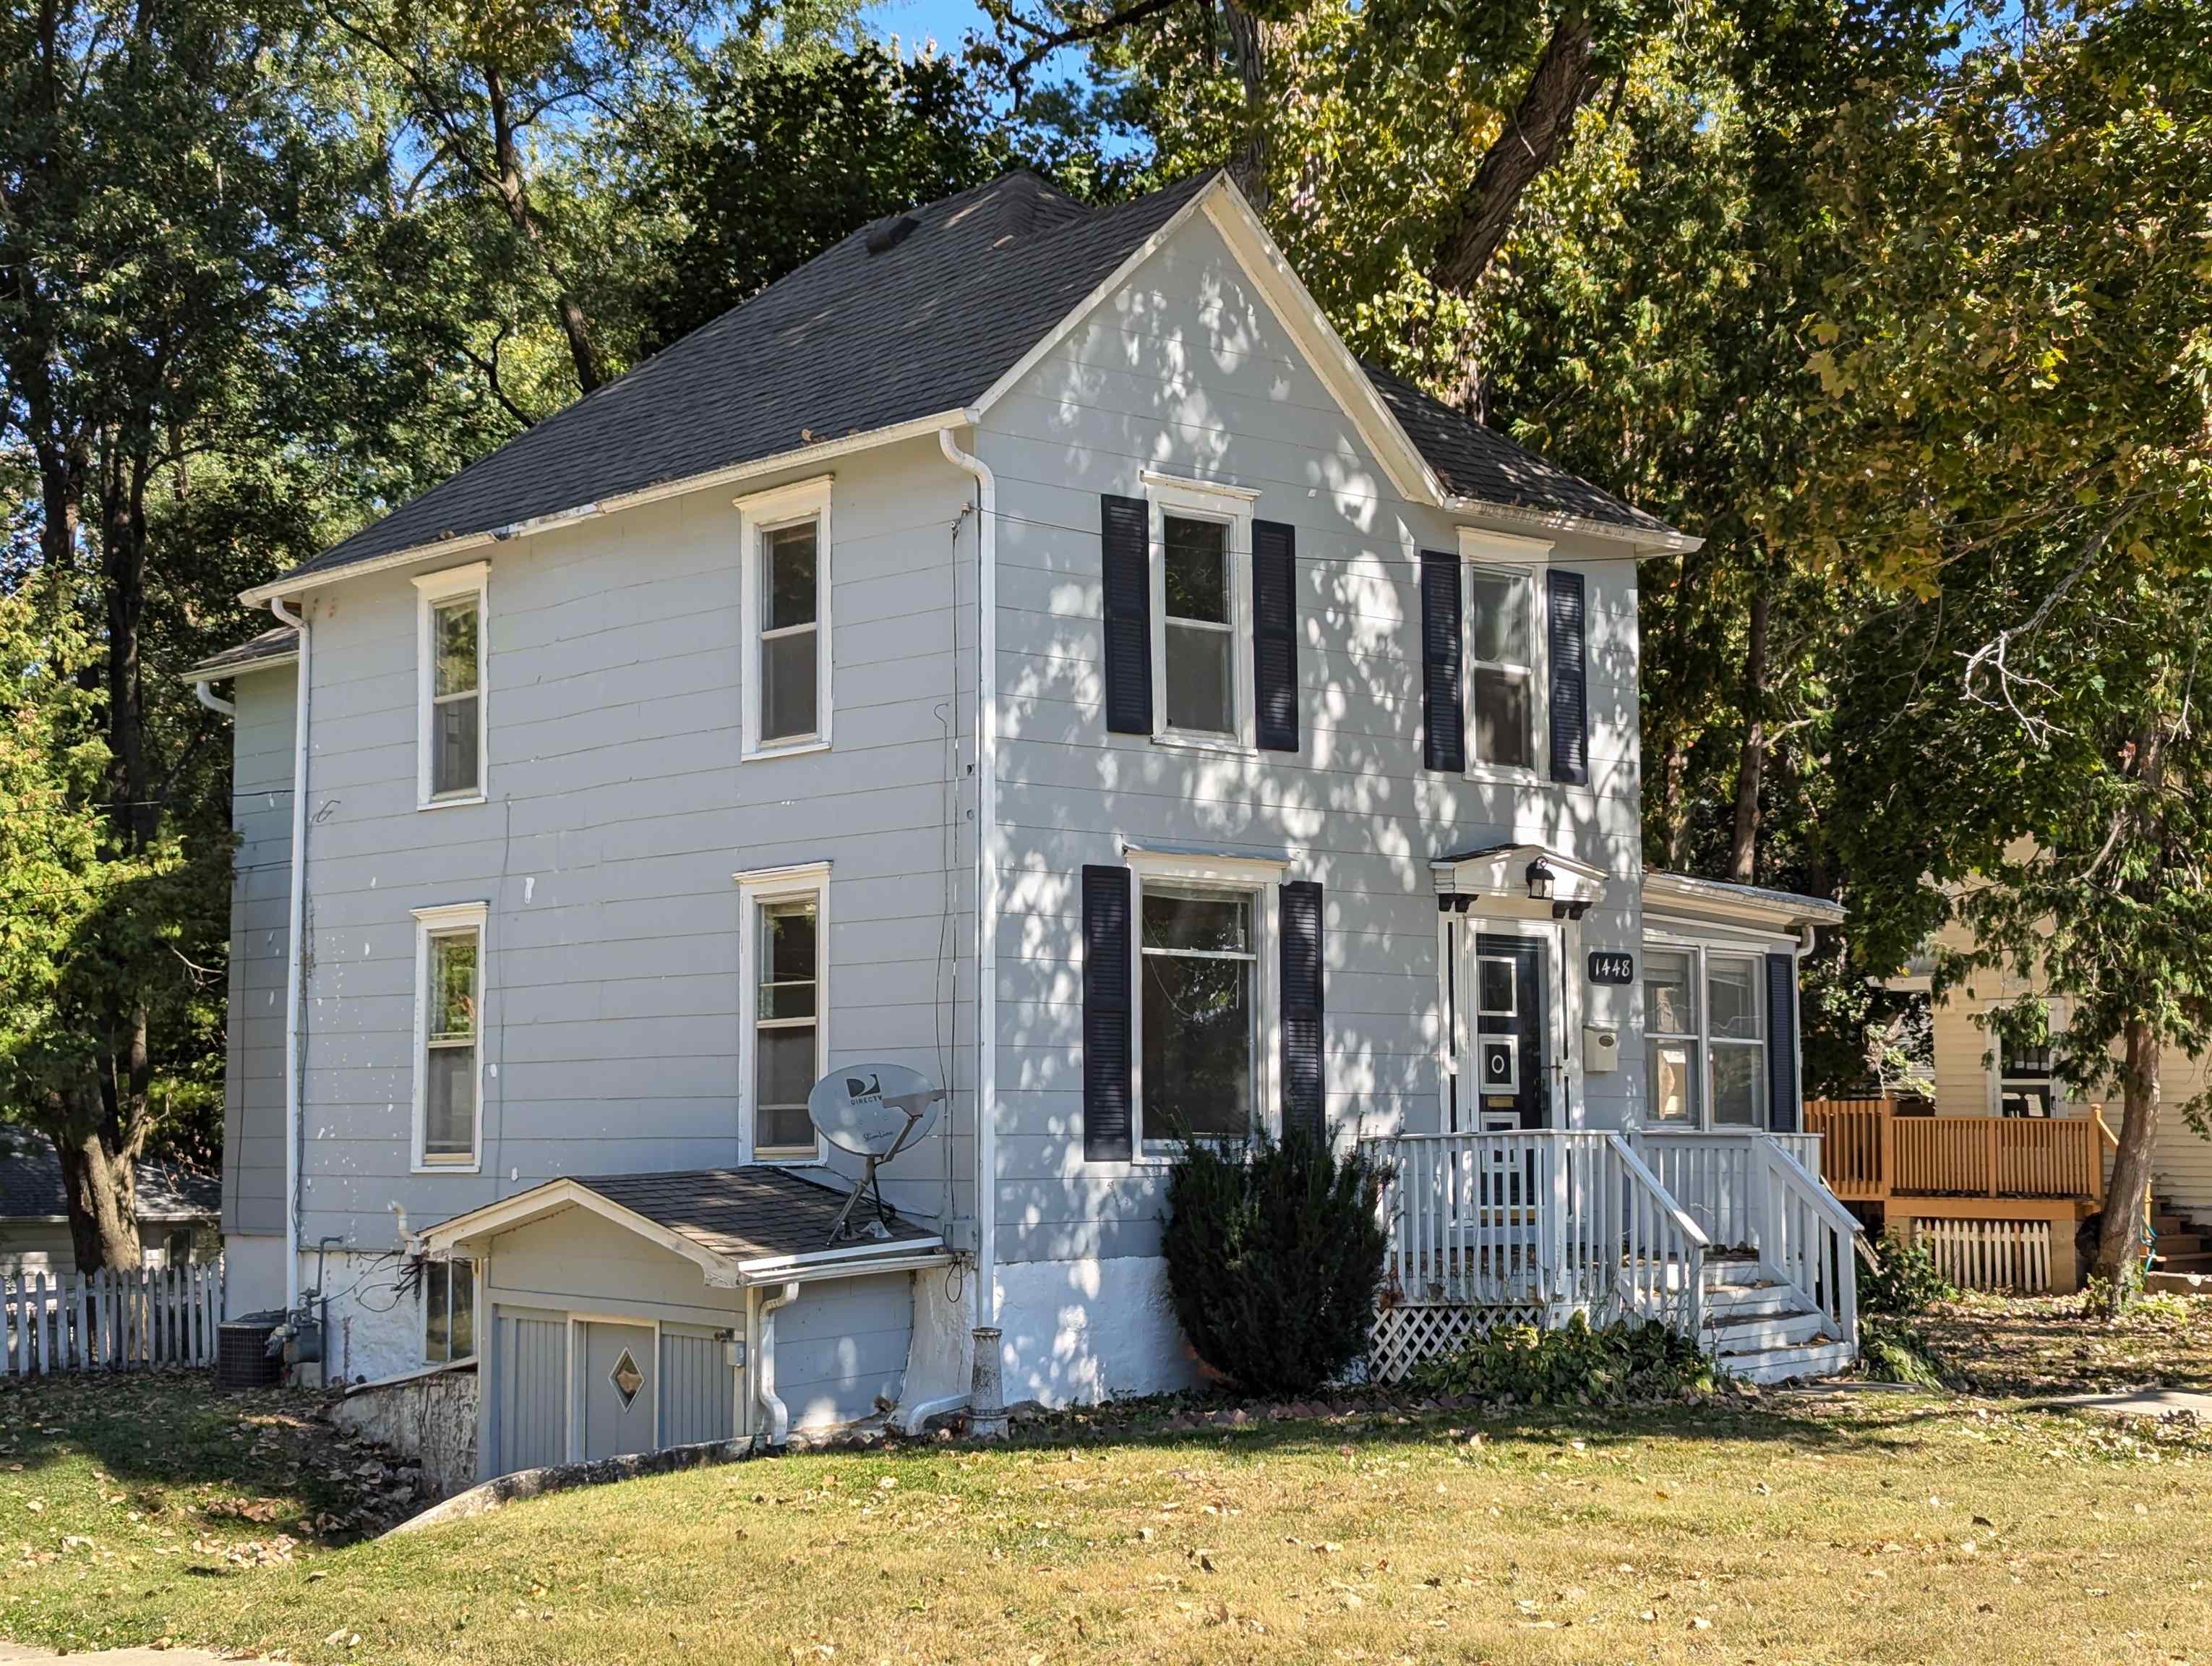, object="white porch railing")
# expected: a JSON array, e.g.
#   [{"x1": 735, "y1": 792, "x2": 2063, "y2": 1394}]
[
  {"x1": 1629, "y1": 1129, "x2": 1859, "y2": 1344},
  {"x1": 1361, "y1": 1131, "x2": 1710, "y2": 1340}
]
